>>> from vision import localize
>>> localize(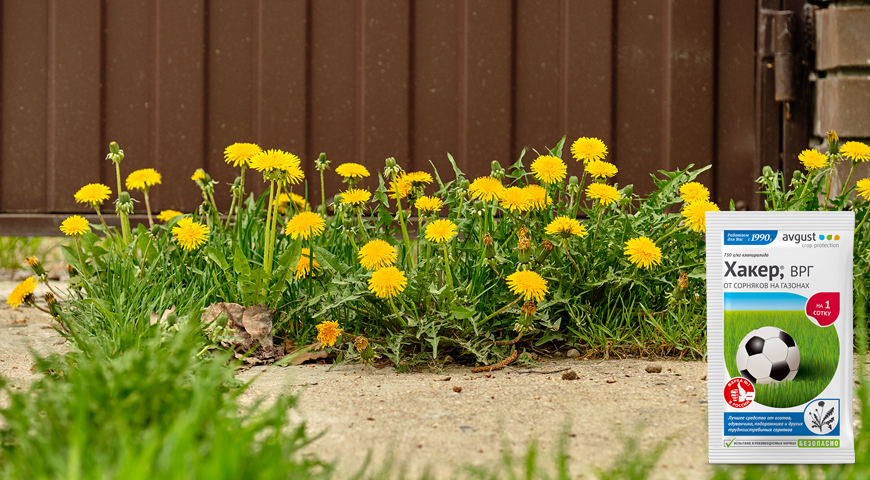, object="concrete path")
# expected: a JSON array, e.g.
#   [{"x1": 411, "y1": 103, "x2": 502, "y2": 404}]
[{"x1": 238, "y1": 358, "x2": 711, "y2": 479}]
